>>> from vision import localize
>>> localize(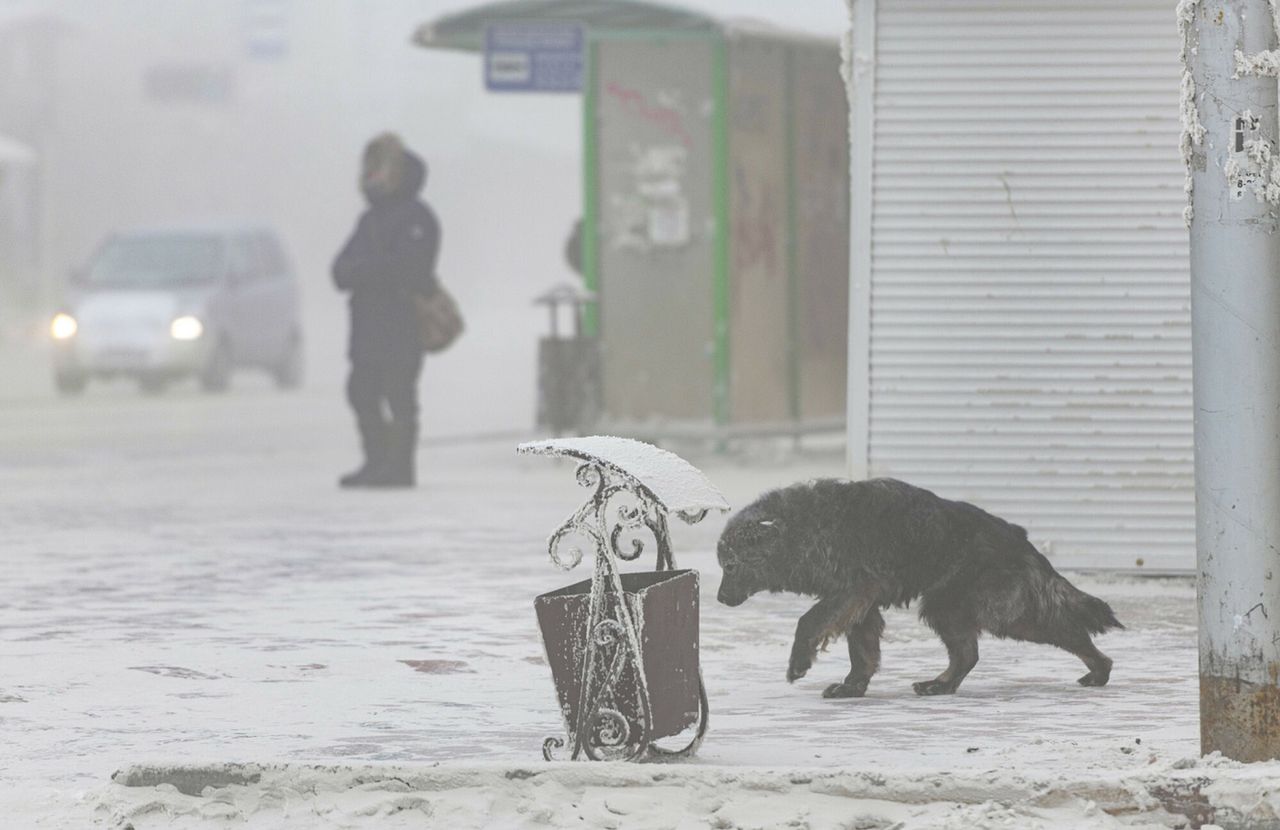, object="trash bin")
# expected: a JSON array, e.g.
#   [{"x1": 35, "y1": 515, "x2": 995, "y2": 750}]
[
  {"x1": 534, "y1": 284, "x2": 601, "y2": 436},
  {"x1": 518, "y1": 436, "x2": 729, "y2": 762},
  {"x1": 536, "y1": 569, "x2": 702, "y2": 757}
]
